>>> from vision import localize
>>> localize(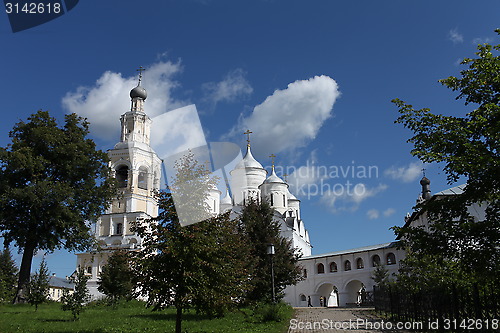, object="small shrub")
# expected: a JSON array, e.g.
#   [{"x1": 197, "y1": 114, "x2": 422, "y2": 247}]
[{"x1": 251, "y1": 301, "x2": 291, "y2": 322}]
